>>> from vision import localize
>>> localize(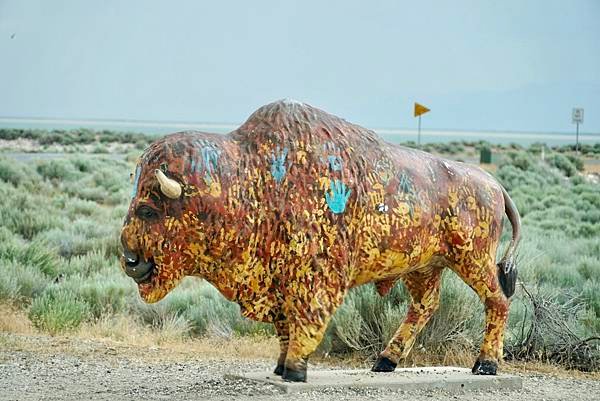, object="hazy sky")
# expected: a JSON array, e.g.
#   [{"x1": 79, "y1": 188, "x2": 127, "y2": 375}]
[{"x1": 1, "y1": 0, "x2": 599, "y2": 132}]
